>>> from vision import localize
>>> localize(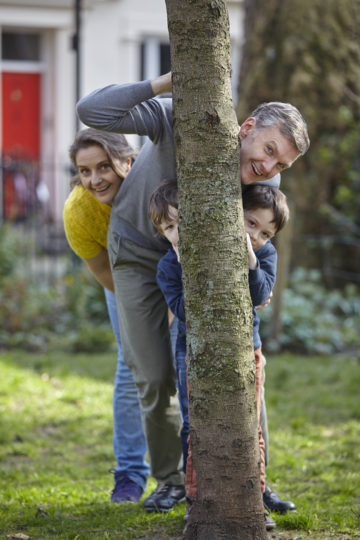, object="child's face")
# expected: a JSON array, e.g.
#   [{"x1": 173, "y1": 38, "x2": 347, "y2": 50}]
[
  {"x1": 244, "y1": 207, "x2": 277, "y2": 251},
  {"x1": 159, "y1": 206, "x2": 179, "y2": 251}
]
